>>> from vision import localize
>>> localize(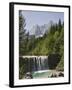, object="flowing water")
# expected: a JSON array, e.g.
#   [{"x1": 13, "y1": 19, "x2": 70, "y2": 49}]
[{"x1": 21, "y1": 56, "x2": 49, "y2": 72}]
